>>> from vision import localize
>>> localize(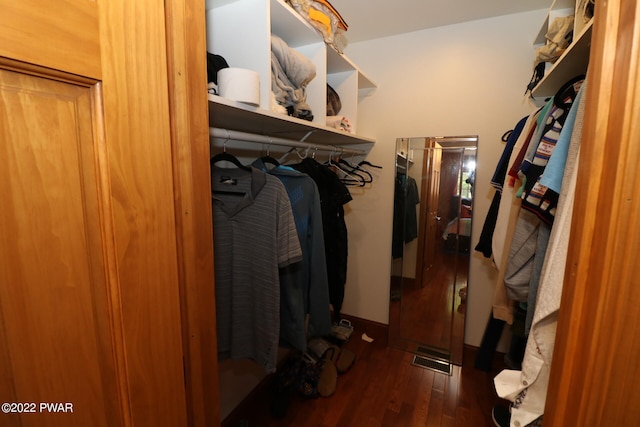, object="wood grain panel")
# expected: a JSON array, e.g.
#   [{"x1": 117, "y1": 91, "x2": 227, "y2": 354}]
[
  {"x1": 97, "y1": 1, "x2": 189, "y2": 425},
  {"x1": 0, "y1": 68, "x2": 121, "y2": 427},
  {"x1": 164, "y1": 0, "x2": 220, "y2": 425},
  {"x1": 545, "y1": 0, "x2": 640, "y2": 425},
  {"x1": 0, "y1": 0, "x2": 101, "y2": 79}
]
